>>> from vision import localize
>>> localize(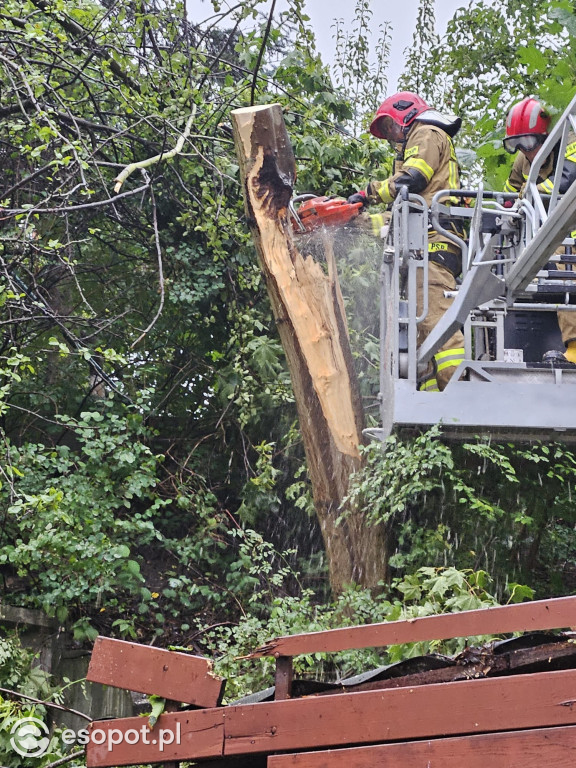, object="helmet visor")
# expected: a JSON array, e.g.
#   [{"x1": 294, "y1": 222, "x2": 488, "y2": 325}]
[{"x1": 503, "y1": 134, "x2": 544, "y2": 154}]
